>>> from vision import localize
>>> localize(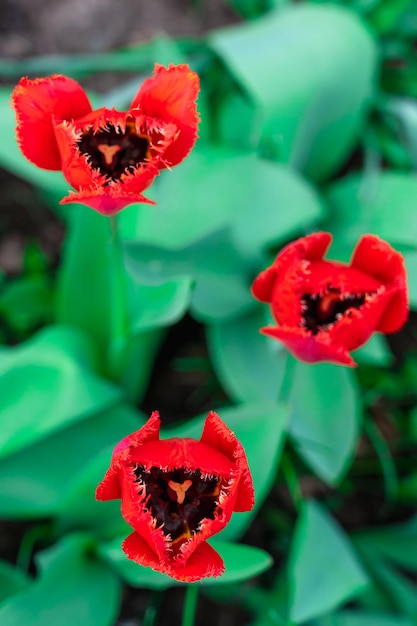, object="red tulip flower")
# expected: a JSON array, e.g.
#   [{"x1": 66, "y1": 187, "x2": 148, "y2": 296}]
[
  {"x1": 12, "y1": 64, "x2": 200, "y2": 215},
  {"x1": 251, "y1": 232, "x2": 408, "y2": 367},
  {"x1": 96, "y1": 411, "x2": 254, "y2": 582}
]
